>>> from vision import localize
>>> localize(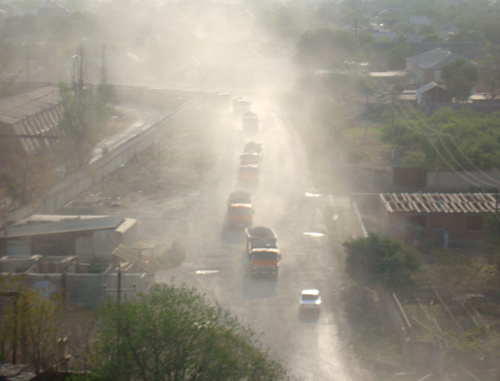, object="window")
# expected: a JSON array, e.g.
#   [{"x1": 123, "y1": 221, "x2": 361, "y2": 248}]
[{"x1": 466, "y1": 216, "x2": 483, "y2": 231}]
